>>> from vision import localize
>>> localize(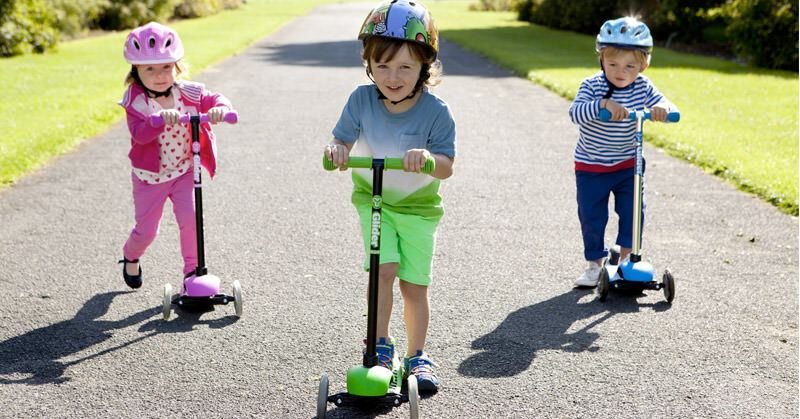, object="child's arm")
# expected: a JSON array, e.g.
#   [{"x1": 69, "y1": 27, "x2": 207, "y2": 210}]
[
  {"x1": 404, "y1": 149, "x2": 454, "y2": 180},
  {"x1": 324, "y1": 137, "x2": 354, "y2": 171},
  {"x1": 200, "y1": 90, "x2": 233, "y2": 124},
  {"x1": 125, "y1": 107, "x2": 163, "y2": 145},
  {"x1": 569, "y1": 79, "x2": 607, "y2": 125}
]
